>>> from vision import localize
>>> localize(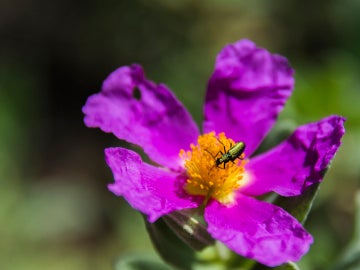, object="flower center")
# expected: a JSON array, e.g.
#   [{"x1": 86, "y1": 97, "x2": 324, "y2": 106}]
[{"x1": 179, "y1": 132, "x2": 246, "y2": 205}]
